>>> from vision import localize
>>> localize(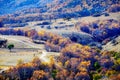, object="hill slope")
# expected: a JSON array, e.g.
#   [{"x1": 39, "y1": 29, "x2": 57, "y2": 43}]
[
  {"x1": 0, "y1": 0, "x2": 52, "y2": 15},
  {"x1": 0, "y1": 0, "x2": 119, "y2": 15}
]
